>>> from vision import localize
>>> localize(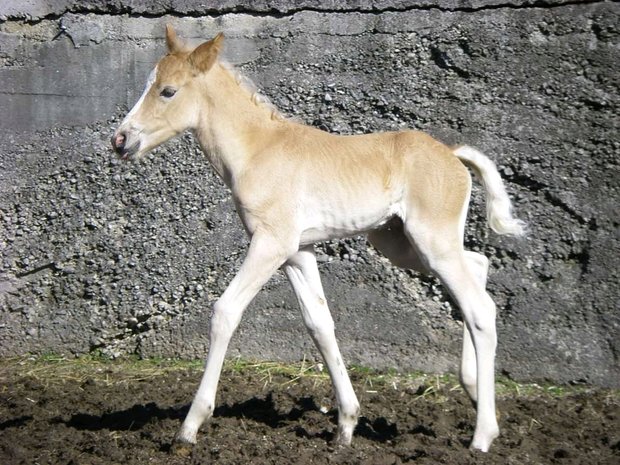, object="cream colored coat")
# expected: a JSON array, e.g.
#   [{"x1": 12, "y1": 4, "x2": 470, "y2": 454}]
[{"x1": 112, "y1": 26, "x2": 525, "y2": 454}]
